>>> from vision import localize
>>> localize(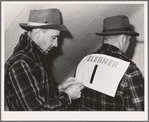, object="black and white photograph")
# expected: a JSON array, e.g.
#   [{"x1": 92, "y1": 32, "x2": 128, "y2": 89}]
[{"x1": 1, "y1": 1, "x2": 148, "y2": 121}]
